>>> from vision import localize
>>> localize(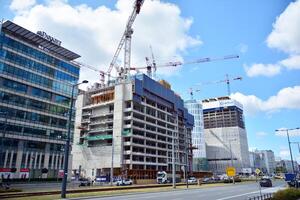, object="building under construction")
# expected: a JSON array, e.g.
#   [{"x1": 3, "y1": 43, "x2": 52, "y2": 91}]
[{"x1": 72, "y1": 74, "x2": 194, "y2": 180}]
